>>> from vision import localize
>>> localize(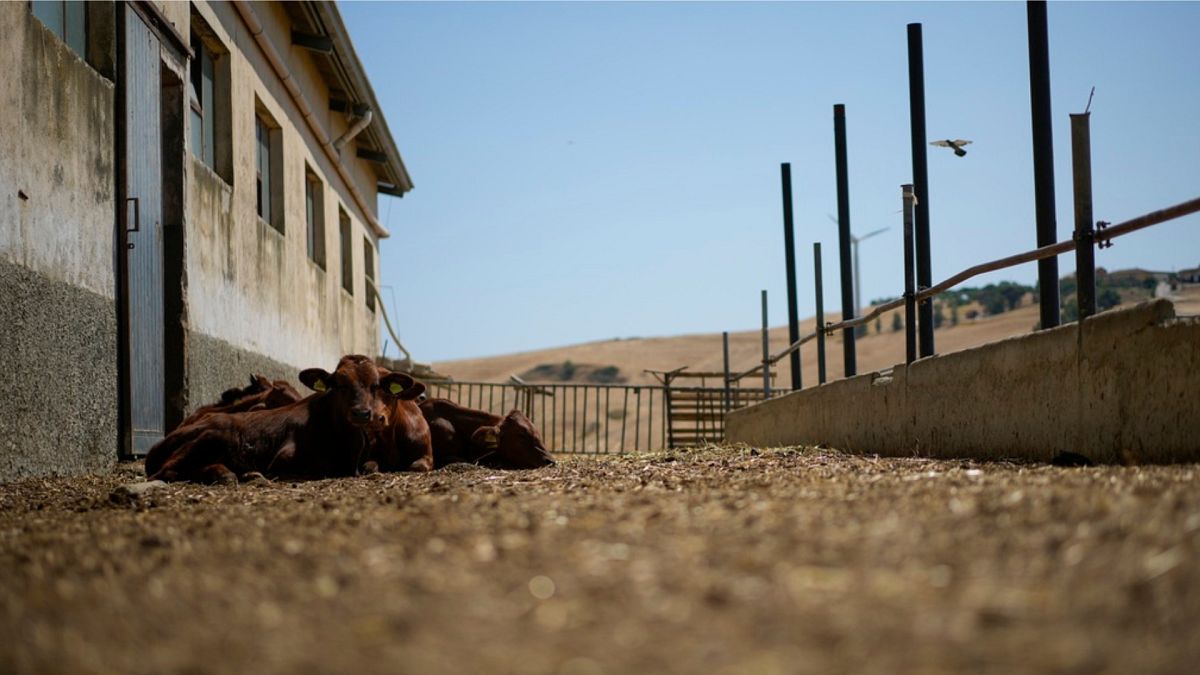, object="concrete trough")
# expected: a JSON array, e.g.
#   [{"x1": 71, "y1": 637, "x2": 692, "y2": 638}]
[{"x1": 725, "y1": 299, "x2": 1200, "y2": 464}]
